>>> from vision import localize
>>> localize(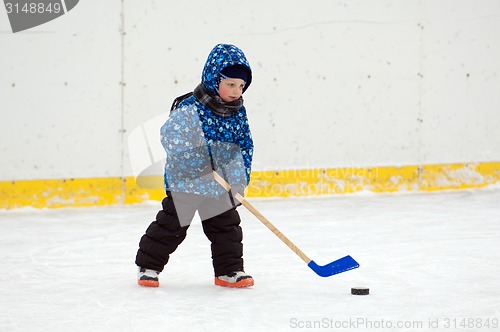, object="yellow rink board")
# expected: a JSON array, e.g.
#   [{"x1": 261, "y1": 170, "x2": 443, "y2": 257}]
[{"x1": 1, "y1": 162, "x2": 499, "y2": 209}]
